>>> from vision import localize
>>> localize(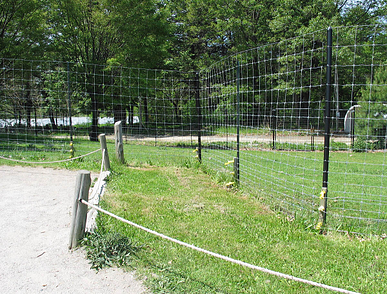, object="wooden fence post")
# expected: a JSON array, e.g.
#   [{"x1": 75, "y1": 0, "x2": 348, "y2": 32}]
[
  {"x1": 98, "y1": 133, "x2": 110, "y2": 170},
  {"x1": 69, "y1": 170, "x2": 91, "y2": 249},
  {"x1": 114, "y1": 121, "x2": 125, "y2": 163}
]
